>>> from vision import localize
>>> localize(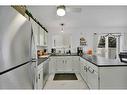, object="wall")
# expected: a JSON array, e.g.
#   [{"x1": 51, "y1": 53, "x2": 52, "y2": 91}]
[{"x1": 48, "y1": 27, "x2": 127, "y2": 53}]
